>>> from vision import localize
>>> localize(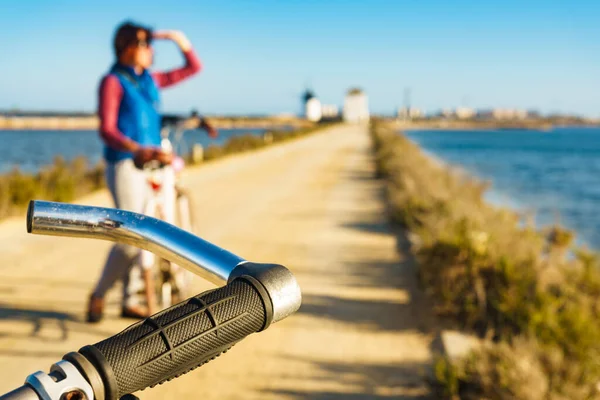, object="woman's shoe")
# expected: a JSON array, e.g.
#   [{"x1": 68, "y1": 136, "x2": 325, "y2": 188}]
[
  {"x1": 86, "y1": 295, "x2": 104, "y2": 323},
  {"x1": 121, "y1": 306, "x2": 149, "y2": 320}
]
